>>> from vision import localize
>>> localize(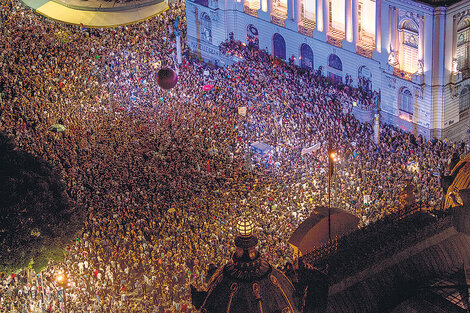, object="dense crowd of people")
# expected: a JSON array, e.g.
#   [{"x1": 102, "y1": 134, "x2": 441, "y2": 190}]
[{"x1": 0, "y1": 0, "x2": 465, "y2": 311}]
